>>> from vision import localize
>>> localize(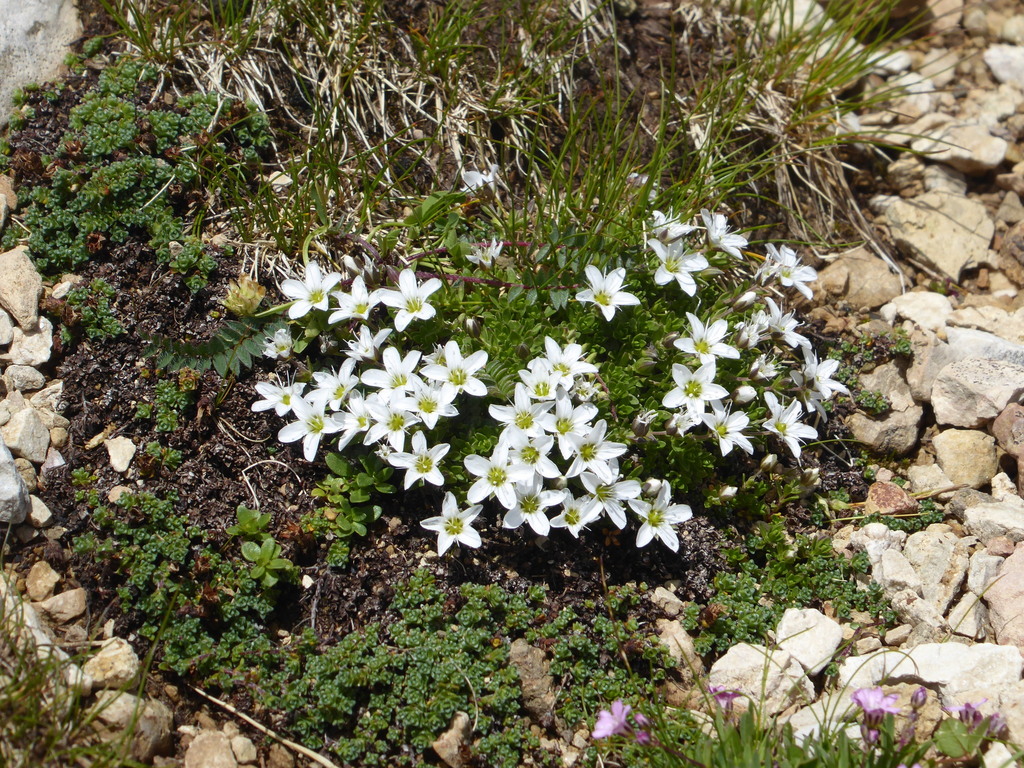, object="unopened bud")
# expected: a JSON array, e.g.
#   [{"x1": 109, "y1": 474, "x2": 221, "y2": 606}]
[
  {"x1": 732, "y1": 385, "x2": 756, "y2": 405},
  {"x1": 735, "y1": 326, "x2": 756, "y2": 350},
  {"x1": 734, "y1": 290, "x2": 757, "y2": 310},
  {"x1": 342, "y1": 254, "x2": 361, "y2": 276},
  {"x1": 551, "y1": 475, "x2": 568, "y2": 490},
  {"x1": 665, "y1": 415, "x2": 680, "y2": 436},
  {"x1": 634, "y1": 357, "x2": 657, "y2": 374},
  {"x1": 911, "y1": 687, "x2": 927, "y2": 709},
  {"x1": 661, "y1": 332, "x2": 680, "y2": 349},
  {"x1": 463, "y1": 316, "x2": 483, "y2": 339},
  {"x1": 800, "y1": 467, "x2": 820, "y2": 488},
  {"x1": 759, "y1": 453, "x2": 779, "y2": 474},
  {"x1": 632, "y1": 414, "x2": 651, "y2": 438},
  {"x1": 385, "y1": 265, "x2": 400, "y2": 285},
  {"x1": 642, "y1": 477, "x2": 663, "y2": 497},
  {"x1": 516, "y1": 343, "x2": 531, "y2": 360},
  {"x1": 718, "y1": 485, "x2": 738, "y2": 502}
]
